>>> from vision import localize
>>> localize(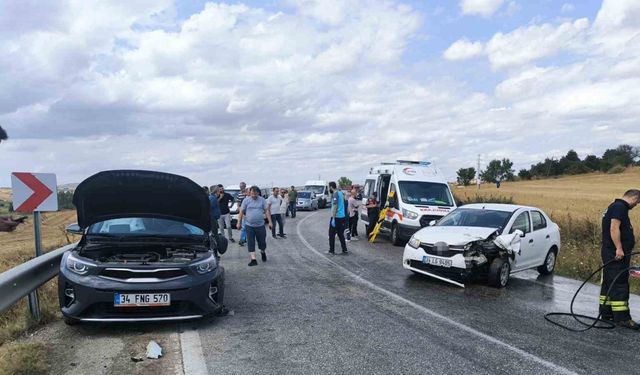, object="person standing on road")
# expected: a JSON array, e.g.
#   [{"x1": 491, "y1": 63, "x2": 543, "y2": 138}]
[
  {"x1": 599, "y1": 189, "x2": 640, "y2": 330},
  {"x1": 348, "y1": 188, "x2": 361, "y2": 240},
  {"x1": 288, "y1": 186, "x2": 297, "y2": 218},
  {"x1": 328, "y1": 181, "x2": 348, "y2": 254},
  {"x1": 209, "y1": 185, "x2": 221, "y2": 235},
  {"x1": 365, "y1": 192, "x2": 379, "y2": 238},
  {"x1": 237, "y1": 182, "x2": 248, "y2": 246},
  {"x1": 280, "y1": 189, "x2": 289, "y2": 233},
  {"x1": 237, "y1": 186, "x2": 272, "y2": 266},
  {"x1": 267, "y1": 187, "x2": 285, "y2": 238},
  {"x1": 217, "y1": 184, "x2": 235, "y2": 242}
]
